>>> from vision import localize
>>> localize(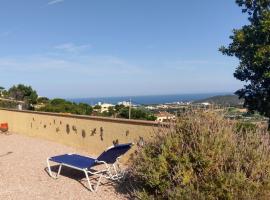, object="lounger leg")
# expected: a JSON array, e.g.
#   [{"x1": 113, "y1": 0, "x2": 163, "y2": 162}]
[
  {"x1": 109, "y1": 164, "x2": 123, "y2": 181},
  {"x1": 84, "y1": 170, "x2": 102, "y2": 192},
  {"x1": 102, "y1": 164, "x2": 121, "y2": 180},
  {"x1": 110, "y1": 162, "x2": 125, "y2": 181},
  {"x1": 57, "y1": 164, "x2": 62, "y2": 178},
  {"x1": 47, "y1": 158, "x2": 62, "y2": 179},
  {"x1": 84, "y1": 170, "x2": 94, "y2": 192},
  {"x1": 112, "y1": 164, "x2": 120, "y2": 180},
  {"x1": 99, "y1": 163, "x2": 113, "y2": 179},
  {"x1": 94, "y1": 173, "x2": 102, "y2": 192},
  {"x1": 47, "y1": 158, "x2": 53, "y2": 177}
]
